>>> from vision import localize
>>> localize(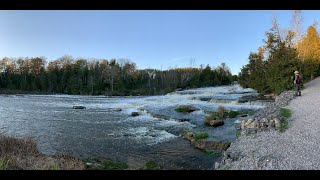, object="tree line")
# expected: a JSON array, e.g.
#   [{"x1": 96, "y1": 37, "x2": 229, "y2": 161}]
[
  {"x1": 238, "y1": 11, "x2": 320, "y2": 94},
  {"x1": 0, "y1": 55, "x2": 234, "y2": 96}
]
